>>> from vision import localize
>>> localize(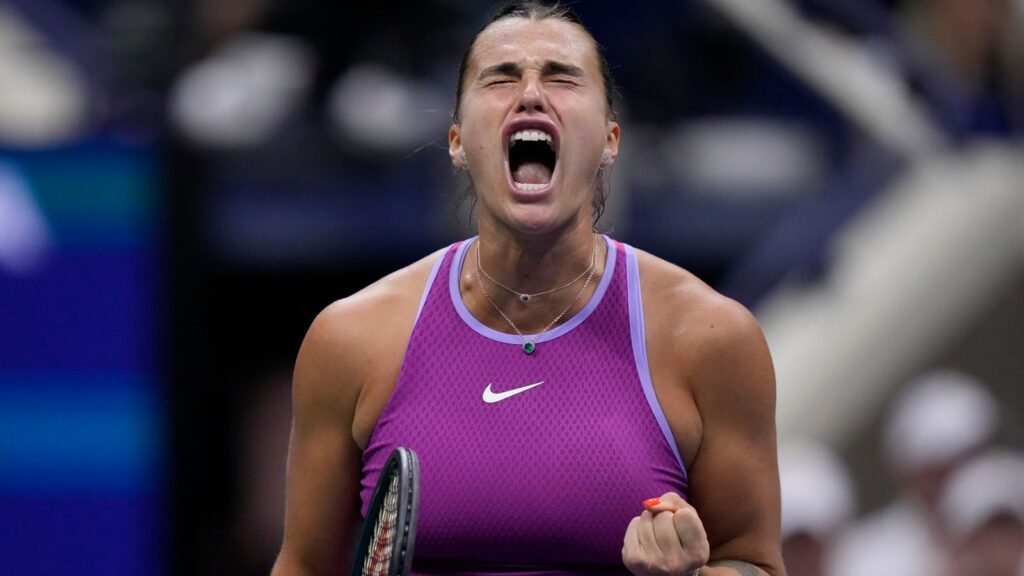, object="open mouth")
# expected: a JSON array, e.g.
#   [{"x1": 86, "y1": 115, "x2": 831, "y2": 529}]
[{"x1": 508, "y1": 129, "x2": 557, "y2": 191}]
